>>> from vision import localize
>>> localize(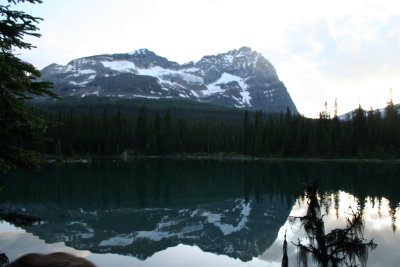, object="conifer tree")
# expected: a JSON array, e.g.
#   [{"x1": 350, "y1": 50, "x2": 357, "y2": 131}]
[
  {"x1": 135, "y1": 105, "x2": 148, "y2": 153},
  {"x1": 329, "y1": 98, "x2": 340, "y2": 156},
  {"x1": 253, "y1": 111, "x2": 265, "y2": 155},
  {"x1": 242, "y1": 110, "x2": 251, "y2": 155},
  {"x1": 153, "y1": 112, "x2": 161, "y2": 154},
  {"x1": 0, "y1": 0, "x2": 56, "y2": 172},
  {"x1": 383, "y1": 93, "x2": 399, "y2": 154},
  {"x1": 163, "y1": 109, "x2": 172, "y2": 154},
  {"x1": 352, "y1": 105, "x2": 368, "y2": 154}
]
